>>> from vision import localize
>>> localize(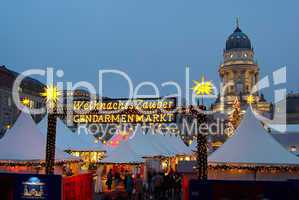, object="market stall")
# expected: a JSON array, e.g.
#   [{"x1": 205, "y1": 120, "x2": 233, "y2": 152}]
[
  {"x1": 38, "y1": 115, "x2": 105, "y2": 169},
  {"x1": 208, "y1": 108, "x2": 299, "y2": 180},
  {"x1": 0, "y1": 110, "x2": 80, "y2": 174}
]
